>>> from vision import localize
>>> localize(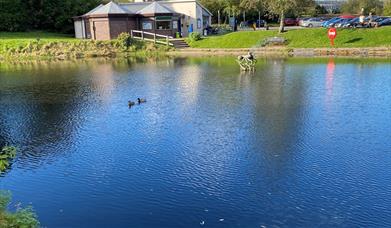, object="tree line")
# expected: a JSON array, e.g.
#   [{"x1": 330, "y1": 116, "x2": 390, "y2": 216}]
[
  {"x1": 200, "y1": 0, "x2": 391, "y2": 32},
  {"x1": 0, "y1": 0, "x2": 103, "y2": 33},
  {"x1": 340, "y1": 0, "x2": 391, "y2": 16},
  {"x1": 200, "y1": 0, "x2": 322, "y2": 32},
  {"x1": 0, "y1": 0, "x2": 390, "y2": 34}
]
